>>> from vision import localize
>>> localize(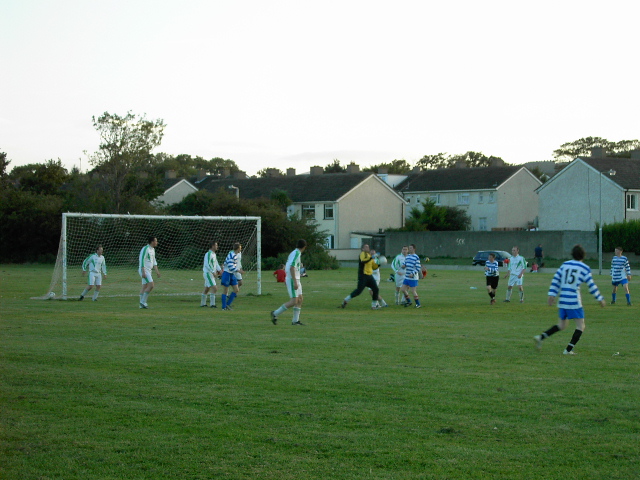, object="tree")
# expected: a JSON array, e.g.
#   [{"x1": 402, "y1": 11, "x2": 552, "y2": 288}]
[
  {"x1": 257, "y1": 167, "x2": 284, "y2": 177},
  {"x1": 88, "y1": 111, "x2": 166, "y2": 212},
  {"x1": 9, "y1": 159, "x2": 69, "y2": 195},
  {"x1": 363, "y1": 159, "x2": 412, "y2": 174},
  {"x1": 416, "y1": 151, "x2": 506, "y2": 170},
  {"x1": 324, "y1": 159, "x2": 345, "y2": 173},
  {"x1": 393, "y1": 200, "x2": 471, "y2": 232},
  {"x1": 553, "y1": 137, "x2": 640, "y2": 161},
  {"x1": 0, "y1": 151, "x2": 10, "y2": 190}
]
